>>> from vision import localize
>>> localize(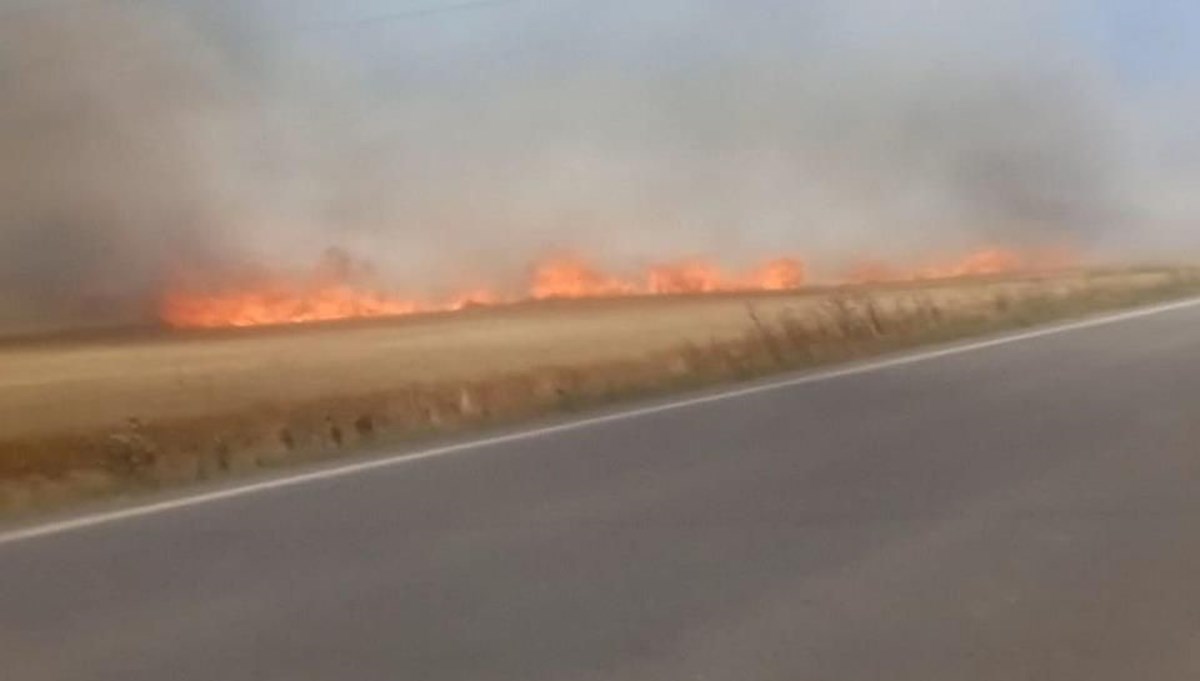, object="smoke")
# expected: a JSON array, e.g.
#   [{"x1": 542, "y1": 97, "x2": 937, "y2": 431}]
[
  {"x1": 0, "y1": 4, "x2": 241, "y2": 327},
  {"x1": 0, "y1": 0, "x2": 1195, "y2": 330}
]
